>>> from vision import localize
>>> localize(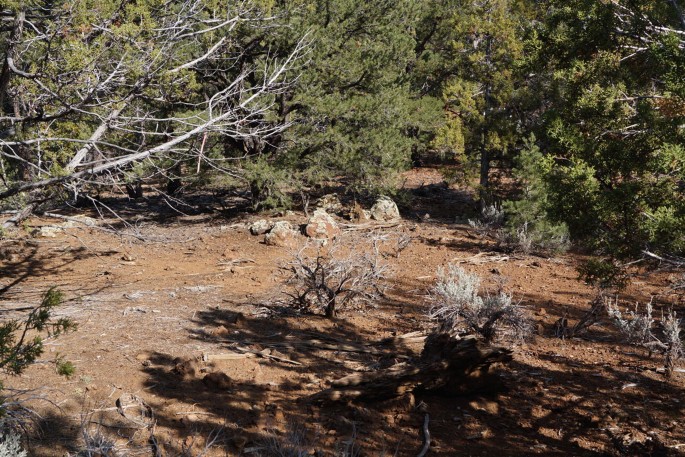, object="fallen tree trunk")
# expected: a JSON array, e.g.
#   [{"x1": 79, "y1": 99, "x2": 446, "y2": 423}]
[{"x1": 311, "y1": 333, "x2": 512, "y2": 403}]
